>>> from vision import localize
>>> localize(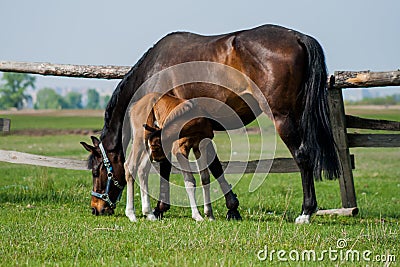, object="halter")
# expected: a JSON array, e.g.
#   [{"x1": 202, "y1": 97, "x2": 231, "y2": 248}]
[{"x1": 91, "y1": 142, "x2": 125, "y2": 209}]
